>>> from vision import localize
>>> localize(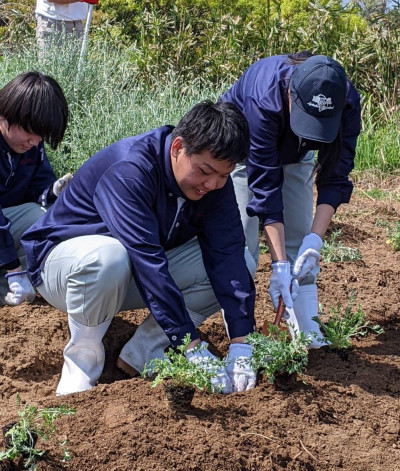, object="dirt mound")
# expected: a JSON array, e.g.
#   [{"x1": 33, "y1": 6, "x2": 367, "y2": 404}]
[{"x1": 0, "y1": 188, "x2": 399, "y2": 471}]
